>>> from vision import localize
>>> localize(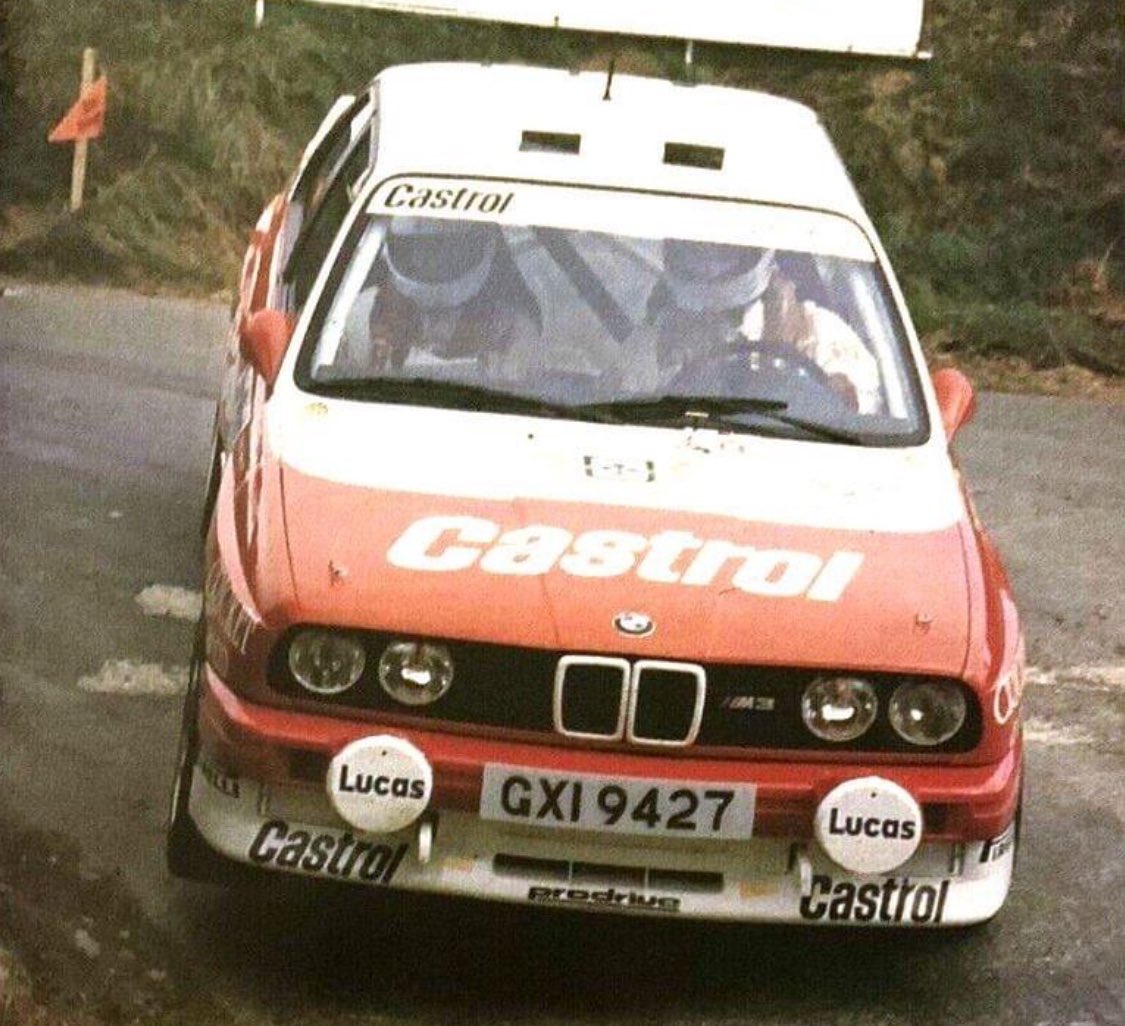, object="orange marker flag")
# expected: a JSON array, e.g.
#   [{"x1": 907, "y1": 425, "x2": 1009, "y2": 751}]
[{"x1": 48, "y1": 75, "x2": 107, "y2": 143}]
